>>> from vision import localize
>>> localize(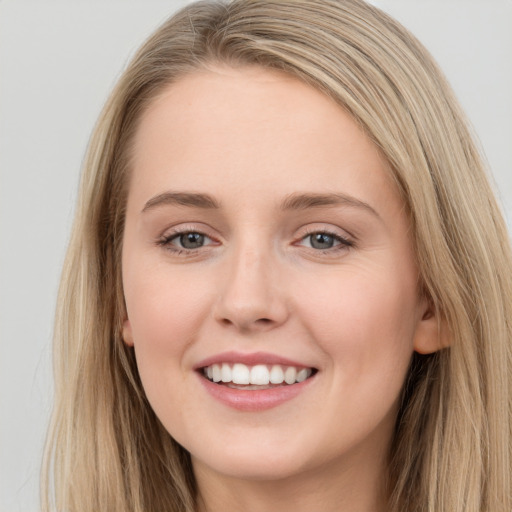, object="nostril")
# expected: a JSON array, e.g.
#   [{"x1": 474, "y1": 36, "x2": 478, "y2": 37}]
[
  {"x1": 219, "y1": 316, "x2": 274, "y2": 331},
  {"x1": 253, "y1": 318, "x2": 275, "y2": 328}
]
